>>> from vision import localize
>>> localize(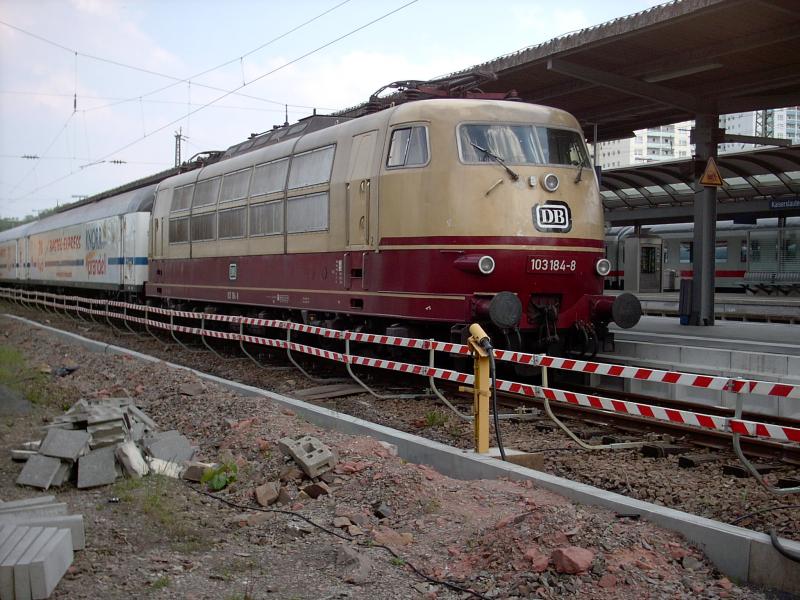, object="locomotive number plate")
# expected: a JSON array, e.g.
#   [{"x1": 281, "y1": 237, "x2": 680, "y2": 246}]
[{"x1": 526, "y1": 255, "x2": 577, "y2": 274}]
